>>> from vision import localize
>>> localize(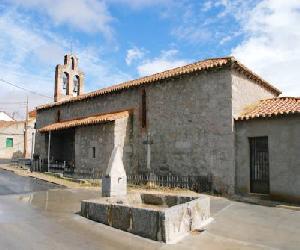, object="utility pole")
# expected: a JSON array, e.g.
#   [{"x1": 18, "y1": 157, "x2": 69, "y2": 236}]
[
  {"x1": 47, "y1": 131, "x2": 51, "y2": 172},
  {"x1": 23, "y1": 96, "x2": 28, "y2": 158}
]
